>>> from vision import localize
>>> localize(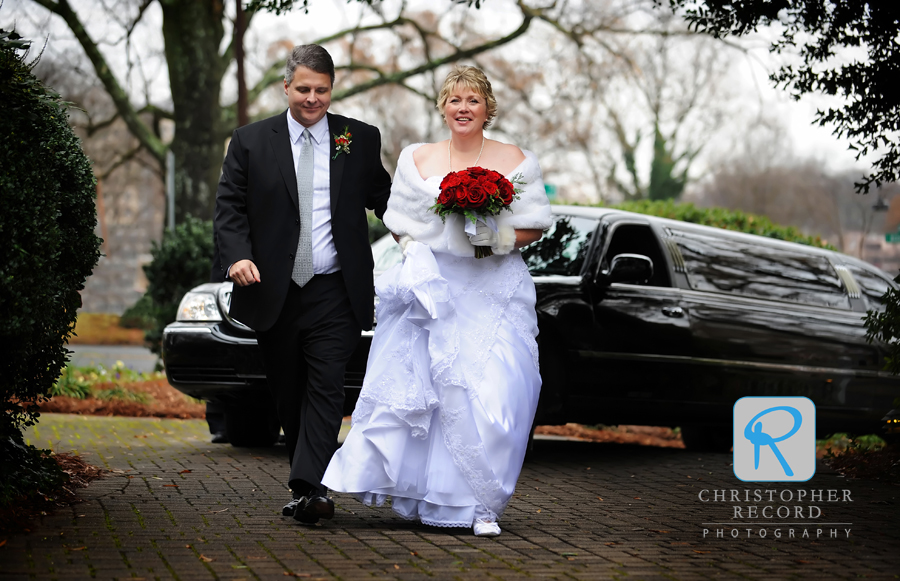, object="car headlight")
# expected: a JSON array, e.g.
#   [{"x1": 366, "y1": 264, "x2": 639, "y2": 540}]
[{"x1": 176, "y1": 292, "x2": 222, "y2": 322}]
